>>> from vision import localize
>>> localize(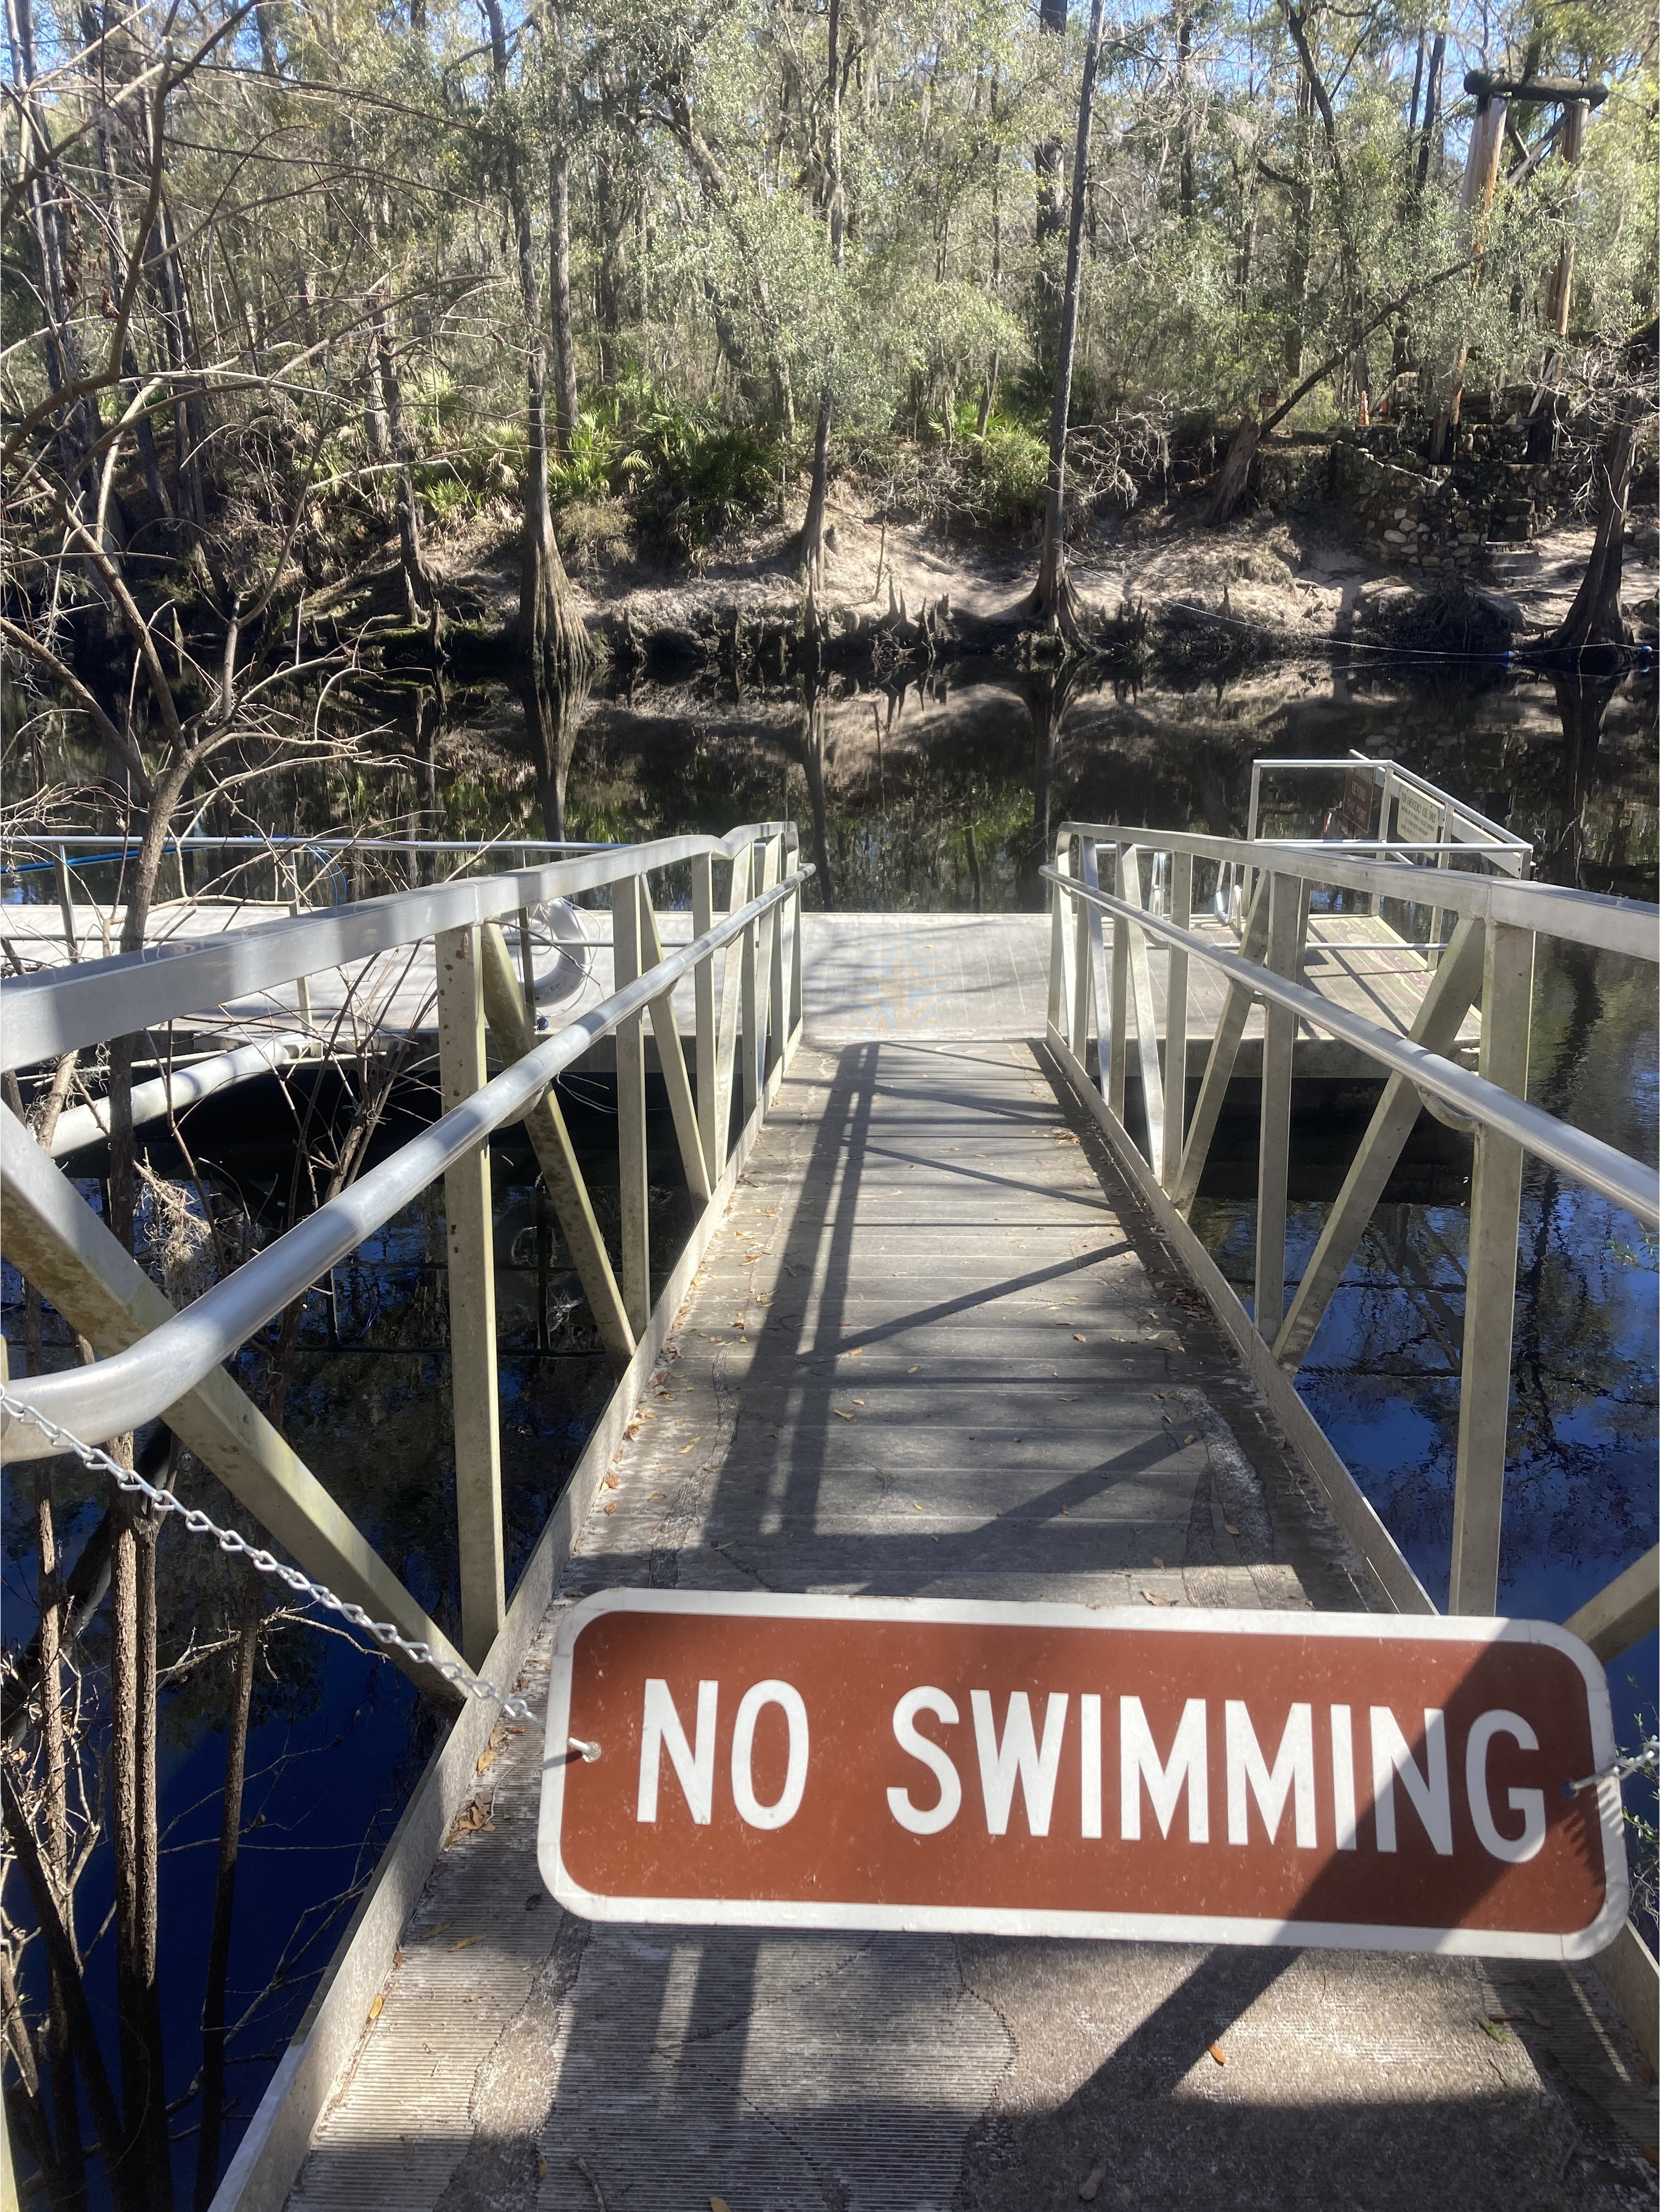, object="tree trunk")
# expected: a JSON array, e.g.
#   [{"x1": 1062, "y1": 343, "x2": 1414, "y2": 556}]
[
  {"x1": 374, "y1": 301, "x2": 436, "y2": 629},
  {"x1": 549, "y1": 146, "x2": 579, "y2": 456},
  {"x1": 1032, "y1": 0, "x2": 1066, "y2": 364},
  {"x1": 1205, "y1": 417, "x2": 1261, "y2": 526},
  {"x1": 1547, "y1": 410, "x2": 1636, "y2": 652},
  {"x1": 484, "y1": 0, "x2": 588, "y2": 680},
  {"x1": 799, "y1": 387, "x2": 834, "y2": 586},
  {"x1": 194, "y1": 1573, "x2": 262, "y2": 2210},
  {"x1": 522, "y1": 664, "x2": 590, "y2": 844},
  {"x1": 1029, "y1": 0, "x2": 1107, "y2": 633}
]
